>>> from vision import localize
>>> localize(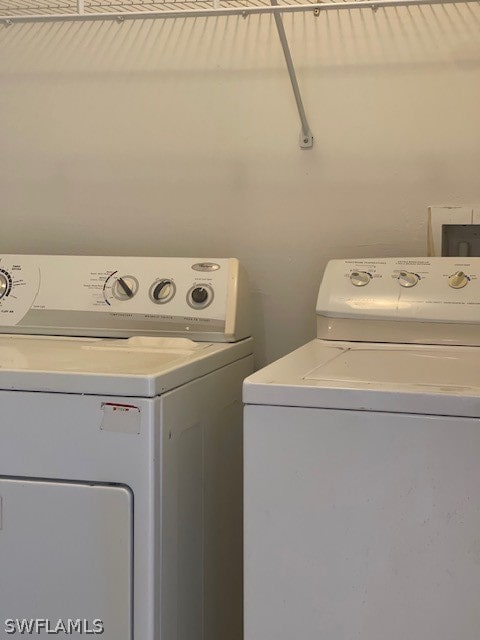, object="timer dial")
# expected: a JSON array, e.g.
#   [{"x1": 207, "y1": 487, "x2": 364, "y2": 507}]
[
  {"x1": 0, "y1": 271, "x2": 10, "y2": 300},
  {"x1": 0, "y1": 260, "x2": 40, "y2": 328}
]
